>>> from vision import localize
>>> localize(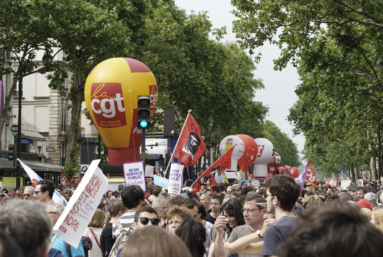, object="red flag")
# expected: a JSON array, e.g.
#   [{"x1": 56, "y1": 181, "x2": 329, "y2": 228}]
[
  {"x1": 206, "y1": 177, "x2": 219, "y2": 188},
  {"x1": 191, "y1": 146, "x2": 235, "y2": 191},
  {"x1": 145, "y1": 191, "x2": 152, "y2": 198},
  {"x1": 323, "y1": 176, "x2": 328, "y2": 184},
  {"x1": 305, "y1": 161, "x2": 318, "y2": 187},
  {"x1": 61, "y1": 169, "x2": 70, "y2": 187},
  {"x1": 173, "y1": 113, "x2": 206, "y2": 167},
  {"x1": 327, "y1": 178, "x2": 338, "y2": 187}
]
